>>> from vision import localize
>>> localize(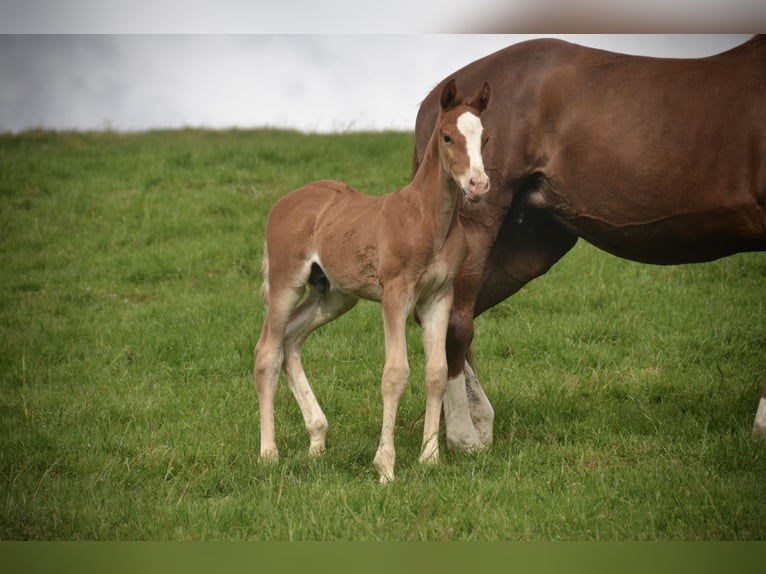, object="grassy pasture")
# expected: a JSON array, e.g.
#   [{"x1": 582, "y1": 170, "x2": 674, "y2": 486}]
[{"x1": 0, "y1": 129, "x2": 765, "y2": 540}]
